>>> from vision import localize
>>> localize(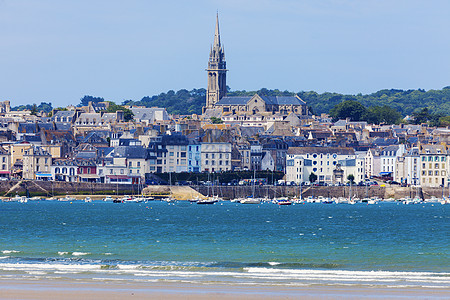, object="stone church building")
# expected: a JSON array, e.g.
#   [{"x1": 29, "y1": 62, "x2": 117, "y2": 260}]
[{"x1": 203, "y1": 15, "x2": 308, "y2": 118}]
